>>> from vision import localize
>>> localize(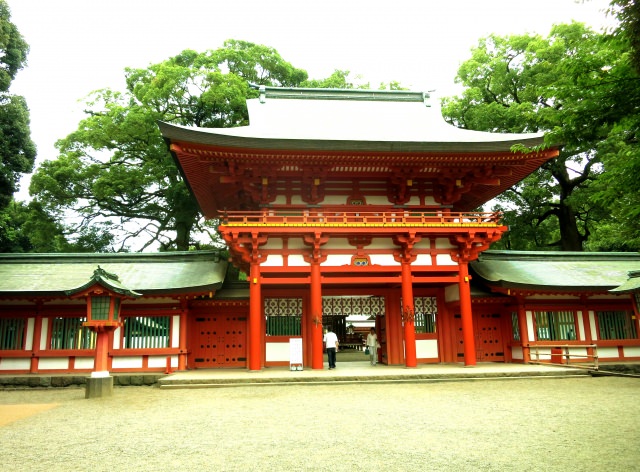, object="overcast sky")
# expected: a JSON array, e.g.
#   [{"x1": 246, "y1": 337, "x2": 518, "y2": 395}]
[{"x1": 8, "y1": 0, "x2": 615, "y2": 199}]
